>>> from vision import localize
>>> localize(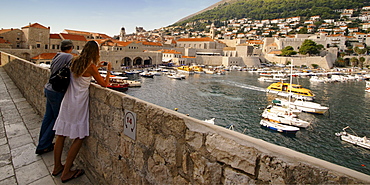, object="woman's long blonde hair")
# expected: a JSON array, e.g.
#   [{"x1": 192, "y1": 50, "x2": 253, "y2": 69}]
[{"x1": 71, "y1": 41, "x2": 100, "y2": 77}]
